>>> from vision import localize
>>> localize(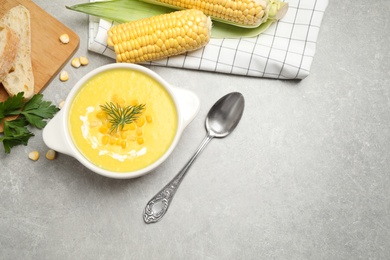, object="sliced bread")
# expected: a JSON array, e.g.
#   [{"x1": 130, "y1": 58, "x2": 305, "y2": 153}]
[
  {"x1": 0, "y1": 23, "x2": 19, "y2": 83},
  {"x1": 0, "y1": 5, "x2": 34, "y2": 99}
]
